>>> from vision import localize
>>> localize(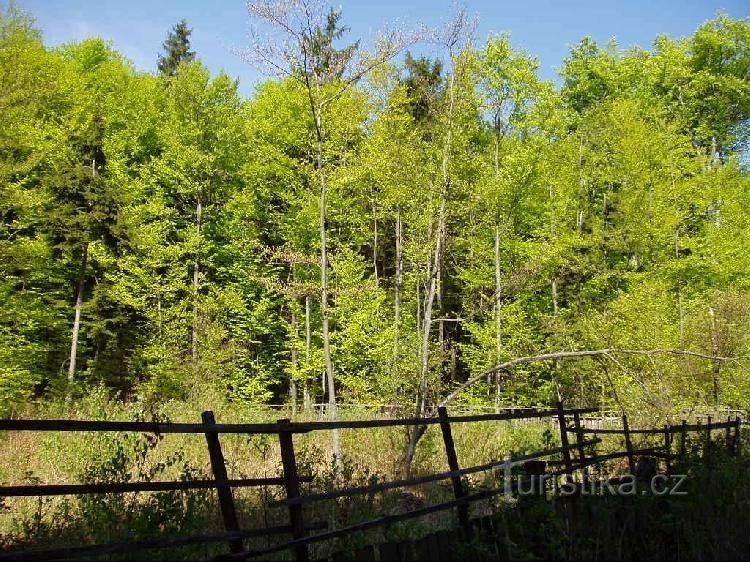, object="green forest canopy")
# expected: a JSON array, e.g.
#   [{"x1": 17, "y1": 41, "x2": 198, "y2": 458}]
[{"x1": 1, "y1": 2, "x2": 750, "y2": 418}]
